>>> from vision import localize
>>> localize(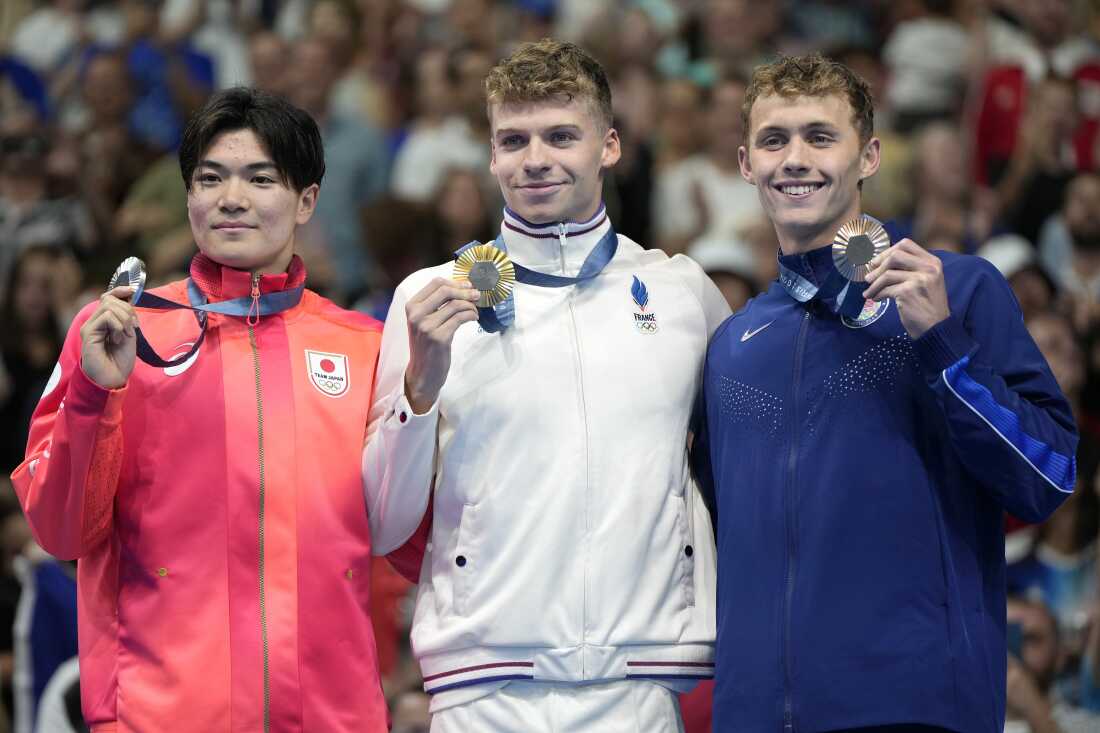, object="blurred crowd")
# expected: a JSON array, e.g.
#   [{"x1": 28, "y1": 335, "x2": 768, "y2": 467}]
[{"x1": 2, "y1": 0, "x2": 1100, "y2": 731}]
